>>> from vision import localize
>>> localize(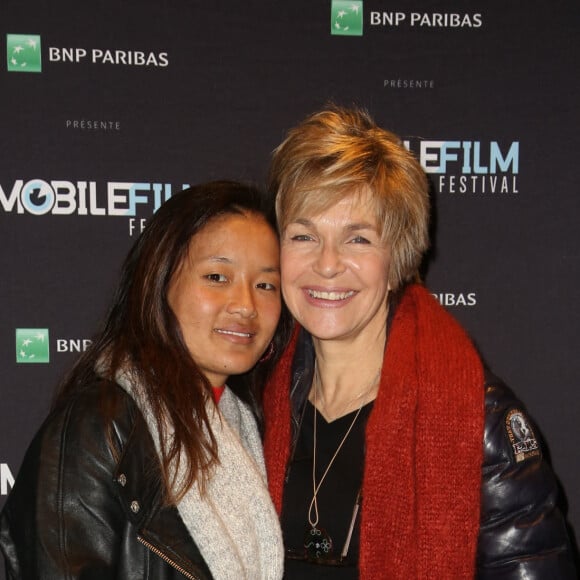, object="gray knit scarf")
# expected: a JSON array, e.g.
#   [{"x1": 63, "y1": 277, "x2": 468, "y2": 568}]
[{"x1": 114, "y1": 371, "x2": 284, "y2": 580}]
